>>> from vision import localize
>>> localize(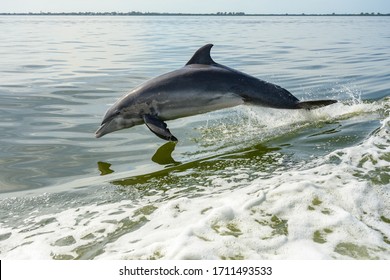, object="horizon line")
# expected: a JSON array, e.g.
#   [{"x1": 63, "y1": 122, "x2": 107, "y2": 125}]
[{"x1": 1, "y1": 11, "x2": 390, "y2": 16}]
